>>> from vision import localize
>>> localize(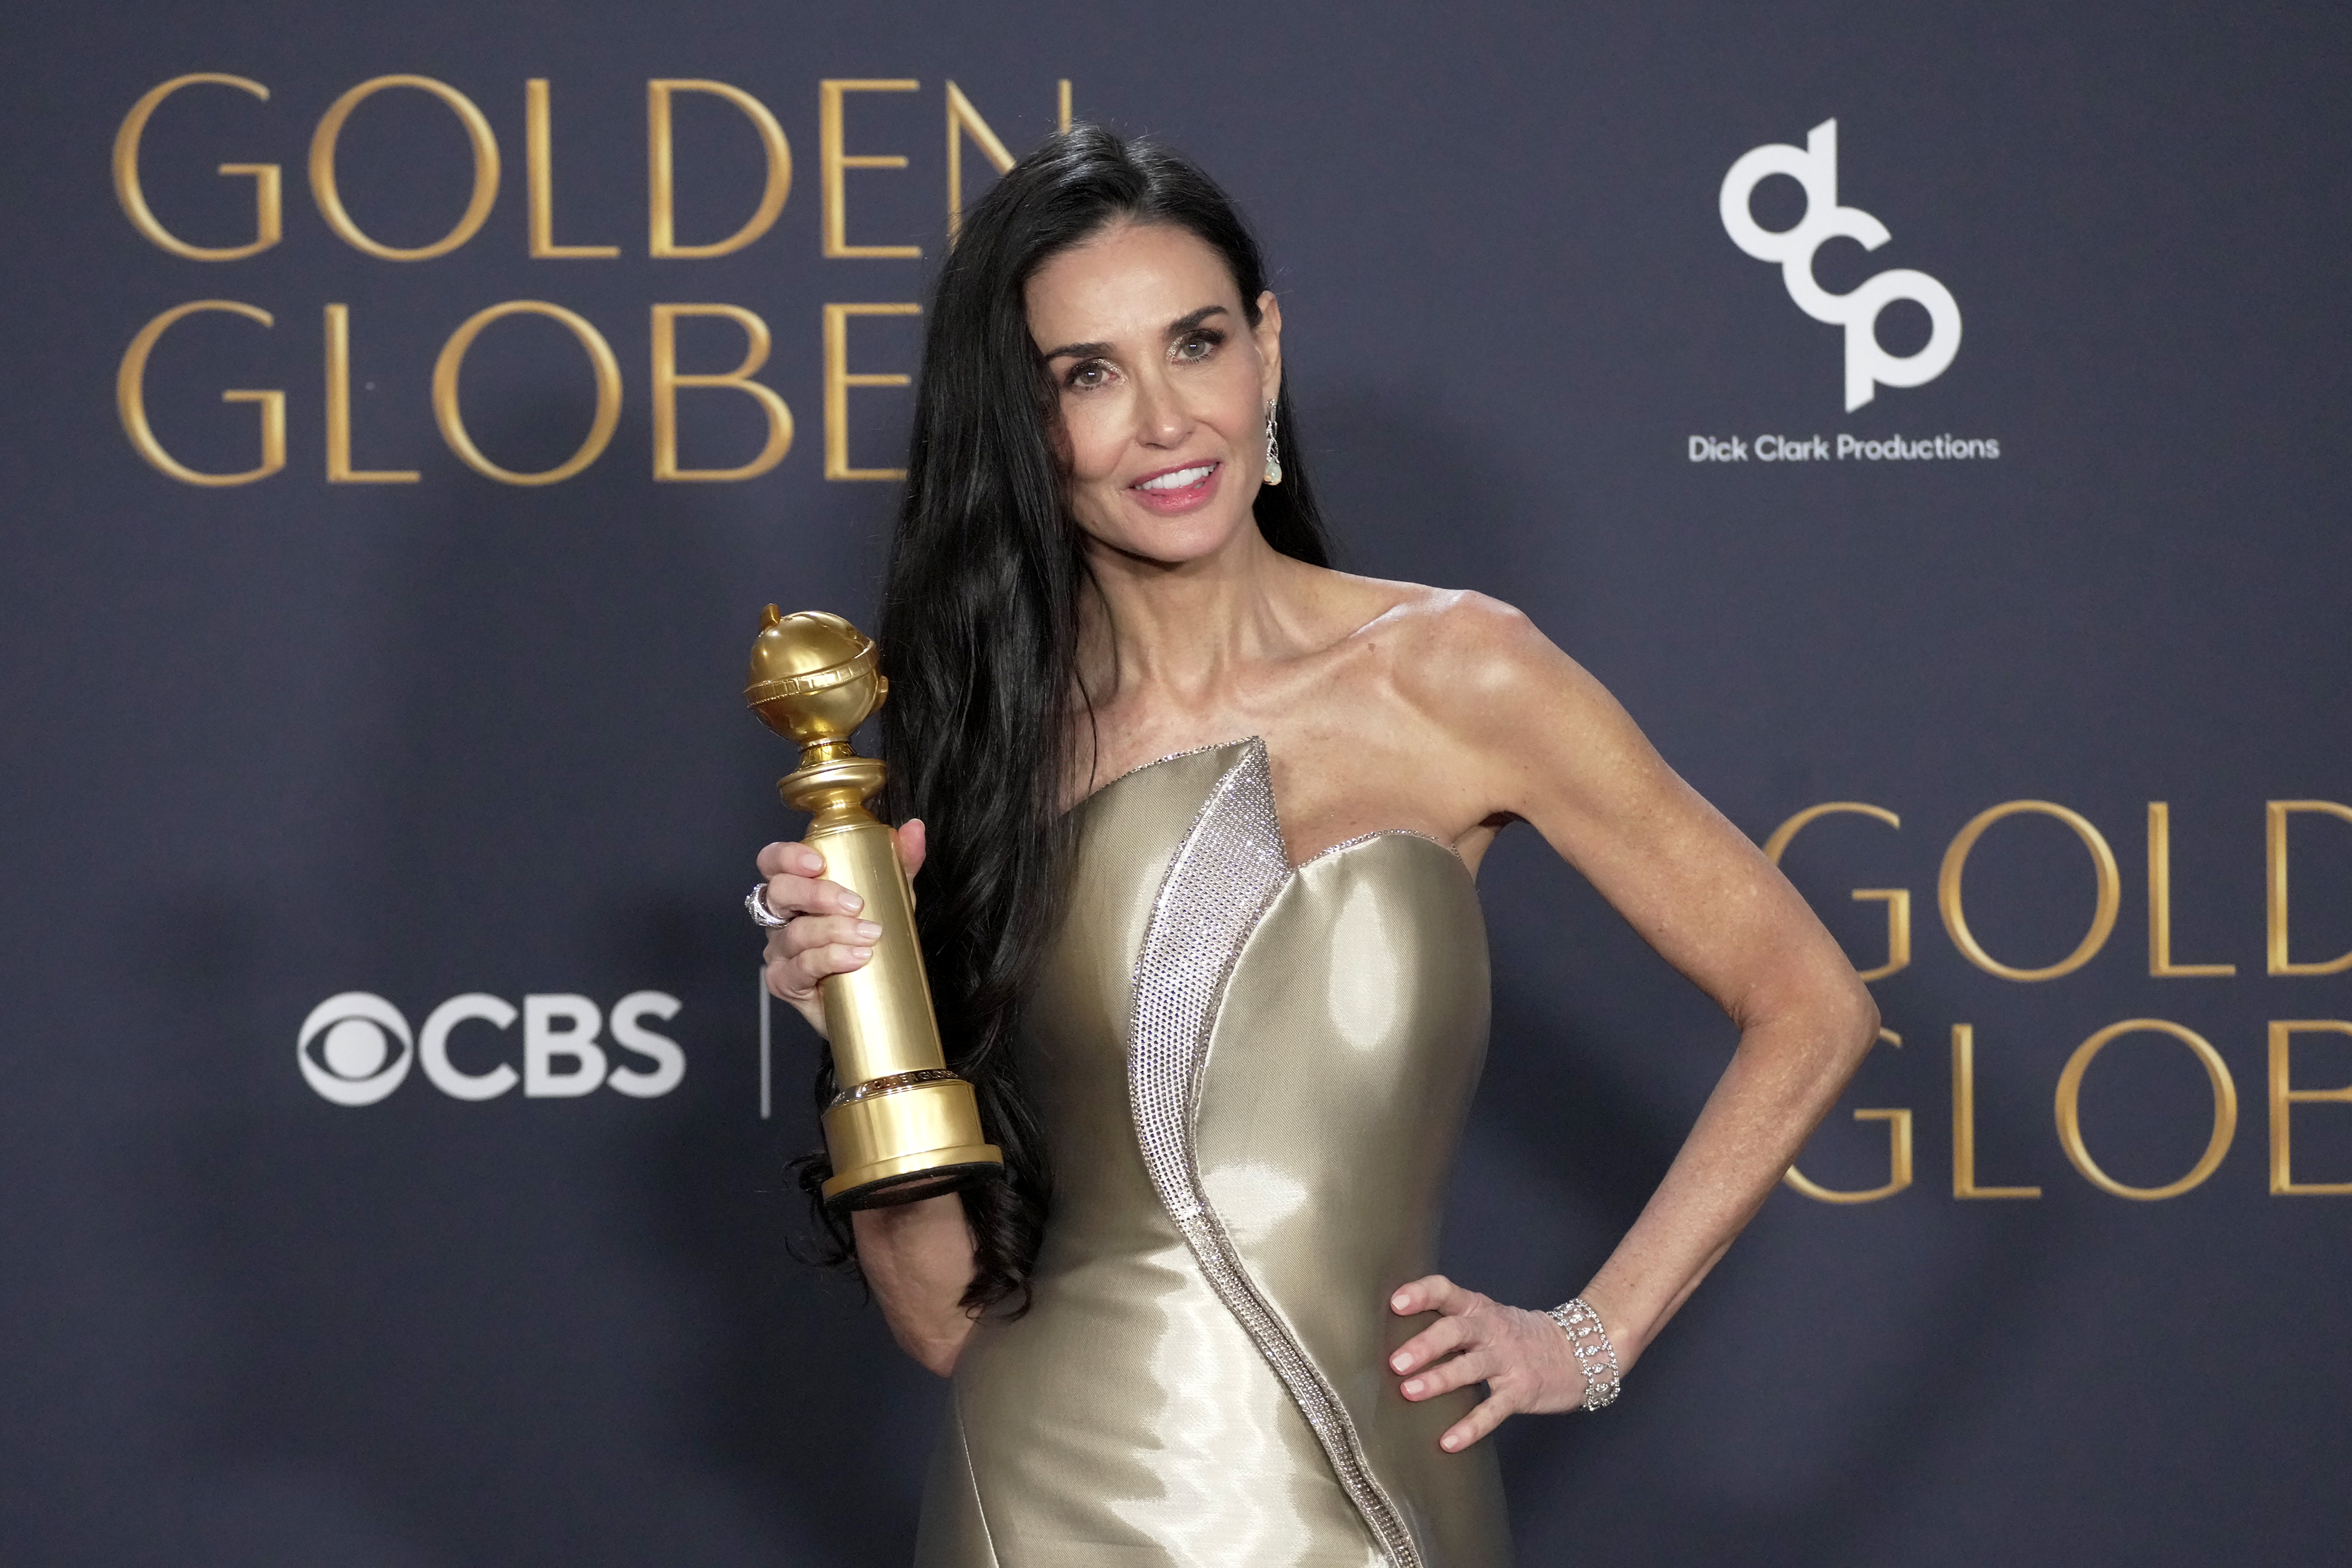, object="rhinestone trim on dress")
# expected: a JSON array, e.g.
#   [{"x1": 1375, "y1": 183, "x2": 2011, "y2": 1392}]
[{"x1": 1125, "y1": 739, "x2": 1424, "y2": 1568}]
